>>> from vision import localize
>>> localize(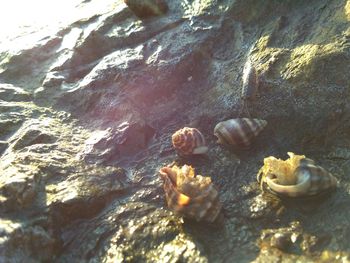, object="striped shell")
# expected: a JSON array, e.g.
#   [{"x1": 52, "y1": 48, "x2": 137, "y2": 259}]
[
  {"x1": 172, "y1": 127, "x2": 208, "y2": 156},
  {"x1": 214, "y1": 118, "x2": 267, "y2": 148},
  {"x1": 242, "y1": 59, "x2": 258, "y2": 100},
  {"x1": 159, "y1": 165, "x2": 222, "y2": 222},
  {"x1": 257, "y1": 152, "x2": 337, "y2": 198}
]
